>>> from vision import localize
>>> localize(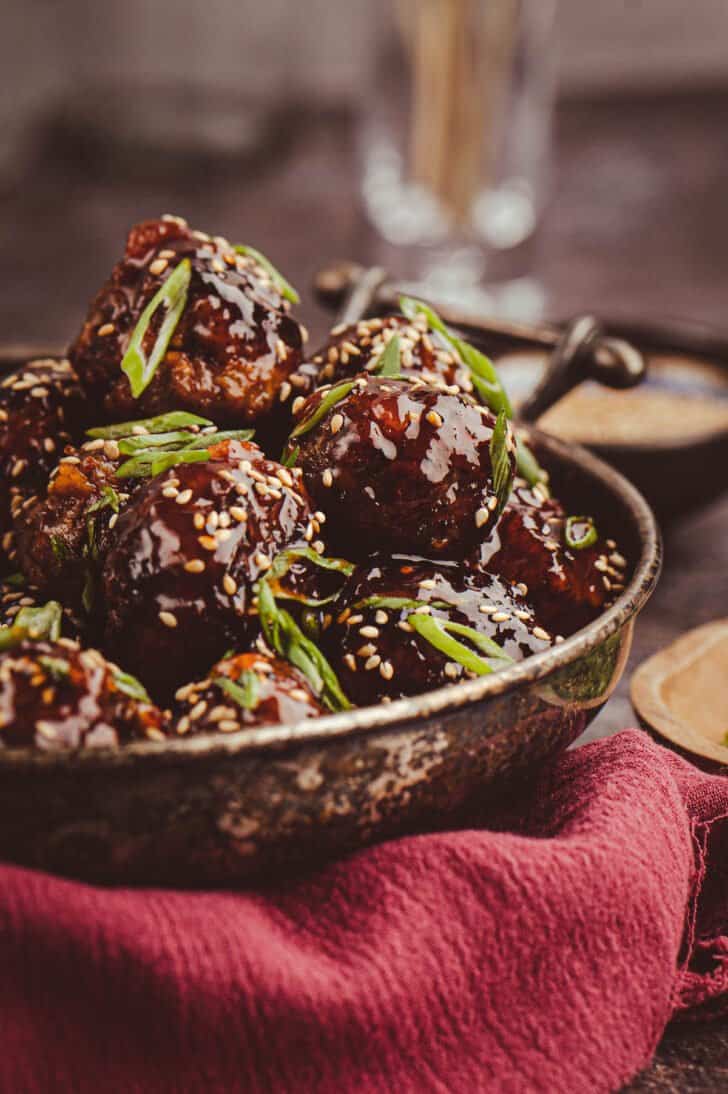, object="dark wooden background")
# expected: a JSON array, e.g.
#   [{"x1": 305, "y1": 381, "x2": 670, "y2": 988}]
[{"x1": 1, "y1": 89, "x2": 726, "y2": 1089}]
